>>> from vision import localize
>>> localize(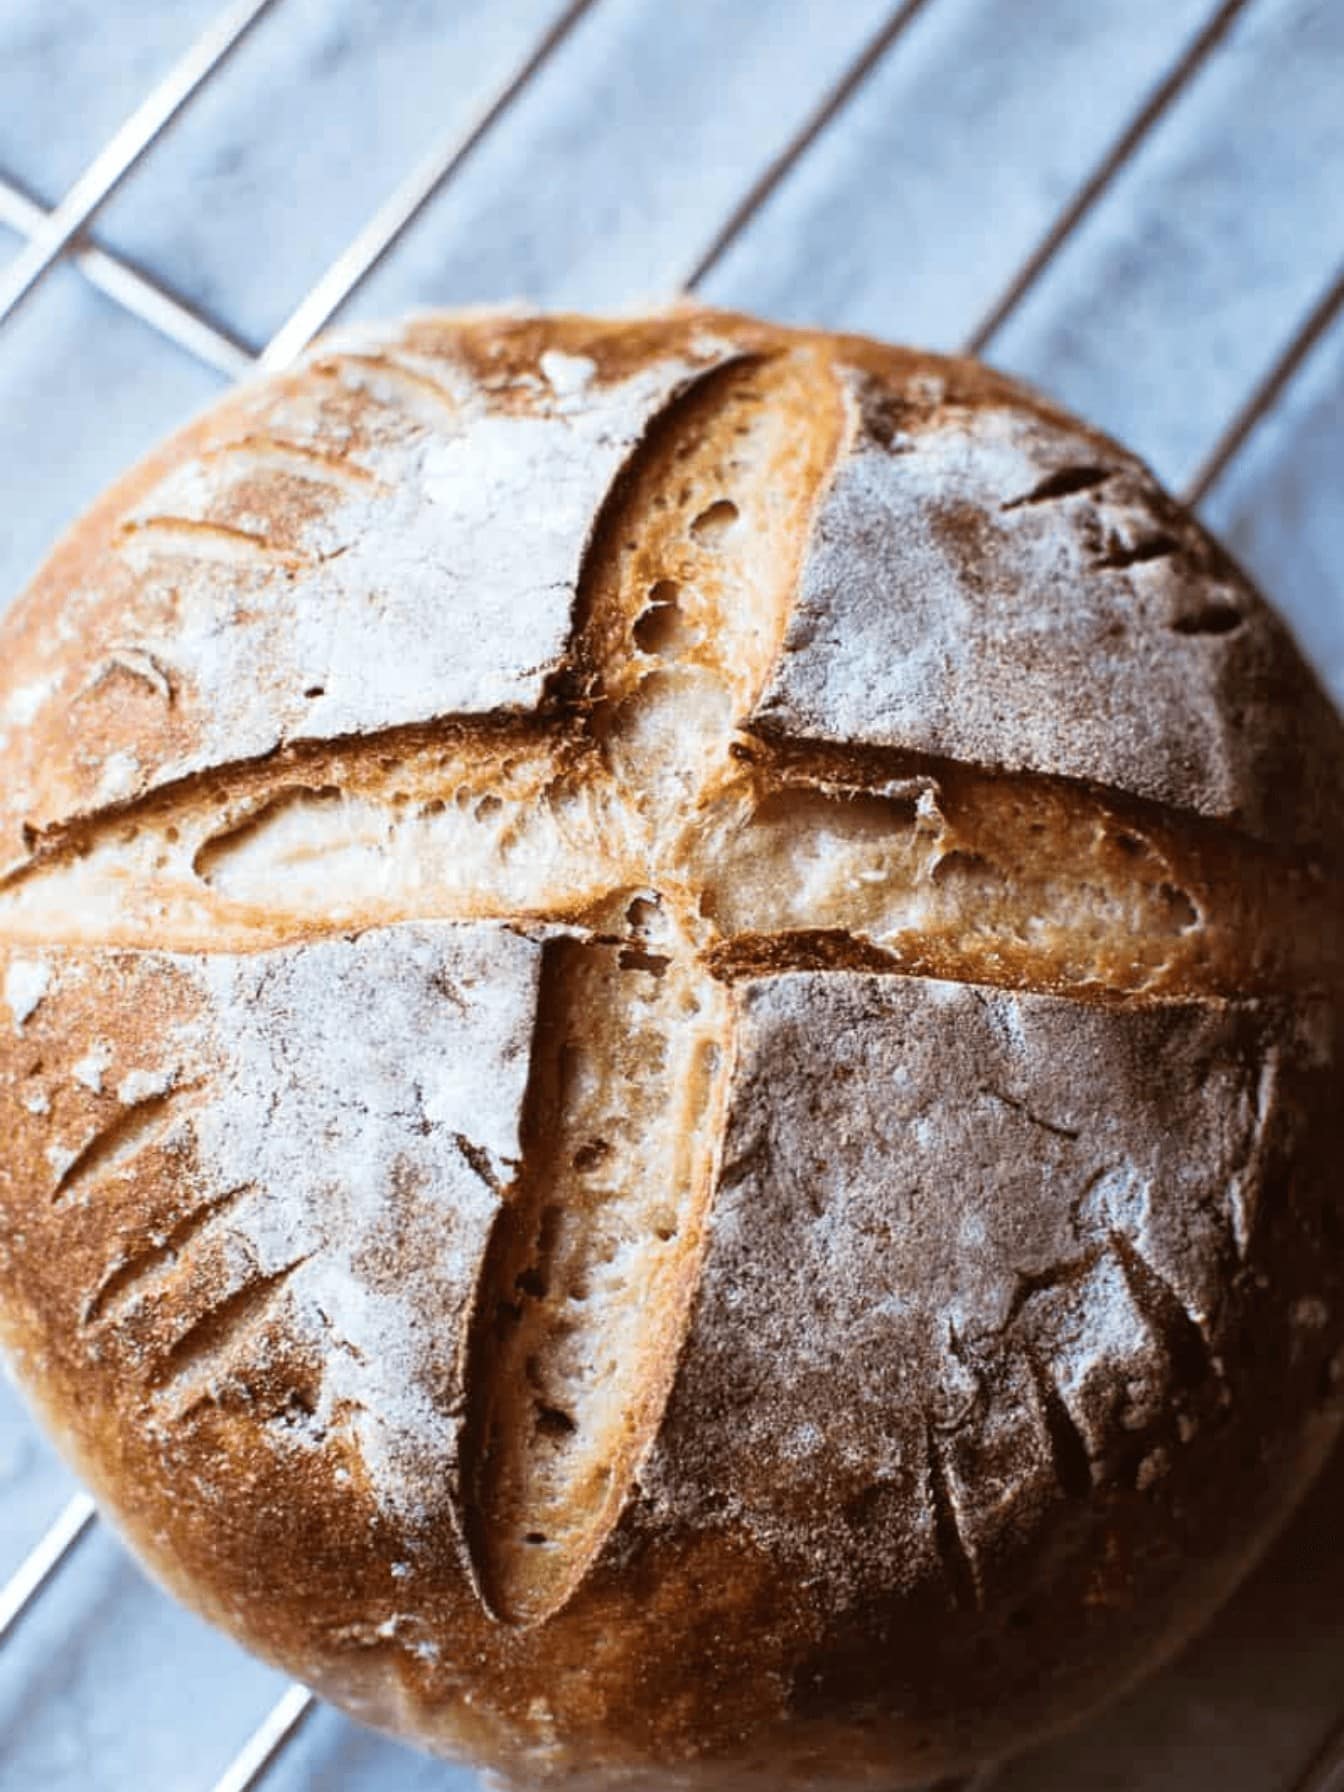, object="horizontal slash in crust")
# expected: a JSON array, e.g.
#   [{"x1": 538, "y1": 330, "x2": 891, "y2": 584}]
[
  {"x1": 118, "y1": 517, "x2": 310, "y2": 569},
  {"x1": 2, "y1": 341, "x2": 1339, "y2": 1031},
  {"x1": 307, "y1": 353, "x2": 462, "y2": 424},
  {"x1": 999, "y1": 464, "x2": 1112, "y2": 509},
  {"x1": 4, "y1": 630, "x2": 1340, "y2": 926},
  {"x1": 0, "y1": 711, "x2": 561, "y2": 891},
  {"x1": 202, "y1": 435, "x2": 386, "y2": 493},
  {"x1": 700, "y1": 930, "x2": 1256, "y2": 1008}
]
